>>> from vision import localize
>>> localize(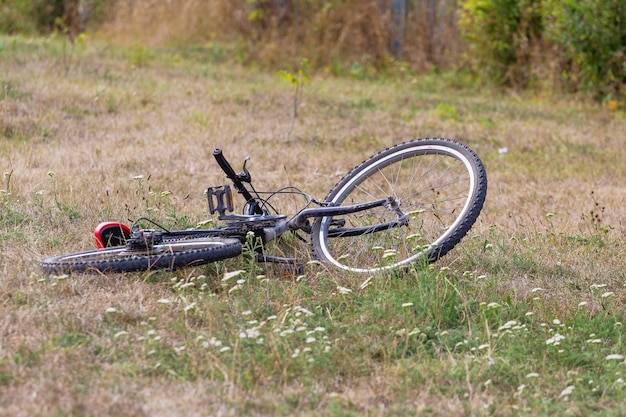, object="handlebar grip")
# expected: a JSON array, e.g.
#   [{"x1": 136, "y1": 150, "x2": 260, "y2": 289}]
[{"x1": 213, "y1": 149, "x2": 238, "y2": 180}]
